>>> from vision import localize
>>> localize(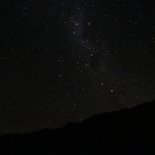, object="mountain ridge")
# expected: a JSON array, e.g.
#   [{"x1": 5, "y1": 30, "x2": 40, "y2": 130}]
[{"x1": 0, "y1": 100, "x2": 155, "y2": 154}]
